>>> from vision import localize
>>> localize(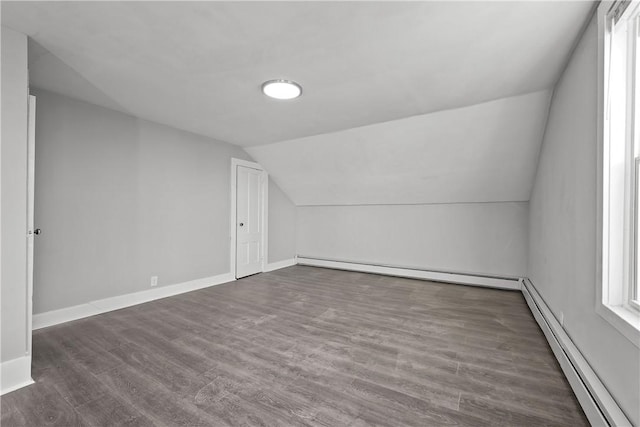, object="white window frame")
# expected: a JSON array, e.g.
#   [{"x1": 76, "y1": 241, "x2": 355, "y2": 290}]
[
  {"x1": 633, "y1": 154, "x2": 640, "y2": 311},
  {"x1": 597, "y1": 0, "x2": 640, "y2": 348}
]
